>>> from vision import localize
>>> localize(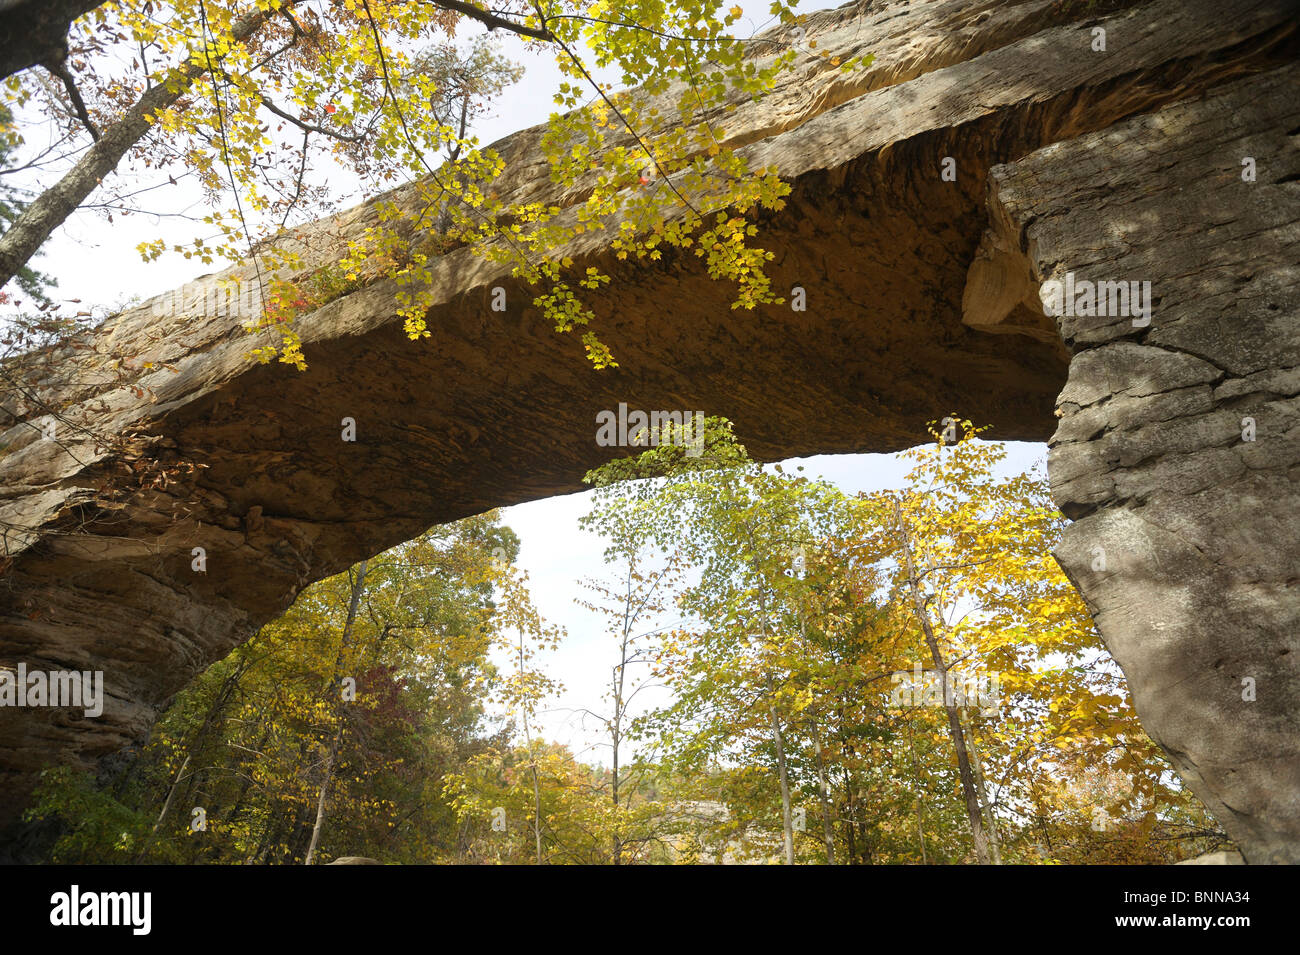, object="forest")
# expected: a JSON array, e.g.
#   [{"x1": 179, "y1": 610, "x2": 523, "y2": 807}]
[{"x1": 21, "y1": 419, "x2": 1229, "y2": 864}]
